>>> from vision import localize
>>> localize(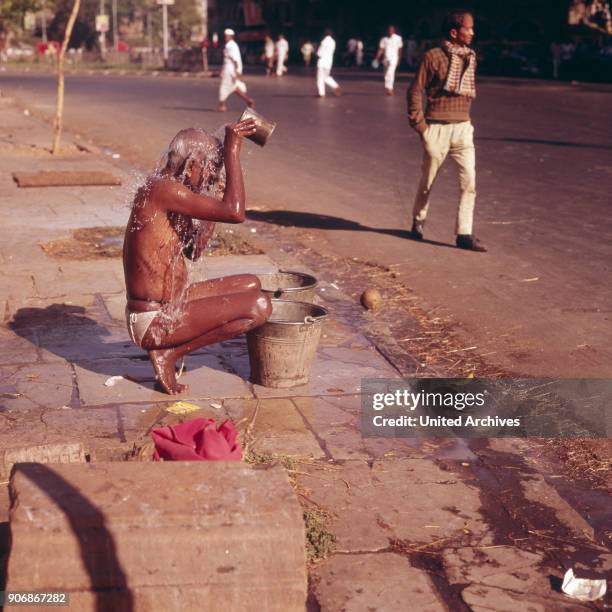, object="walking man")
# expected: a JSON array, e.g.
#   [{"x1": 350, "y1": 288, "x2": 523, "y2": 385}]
[
  {"x1": 301, "y1": 39, "x2": 314, "y2": 67},
  {"x1": 262, "y1": 34, "x2": 275, "y2": 76},
  {"x1": 218, "y1": 29, "x2": 253, "y2": 112},
  {"x1": 275, "y1": 33, "x2": 289, "y2": 76},
  {"x1": 316, "y1": 29, "x2": 341, "y2": 97},
  {"x1": 375, "y1": 25, "x2": 403, "y2": 95},
  {"x1": 407, "y1": 10, "x2": 486, "y2": 251}
]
